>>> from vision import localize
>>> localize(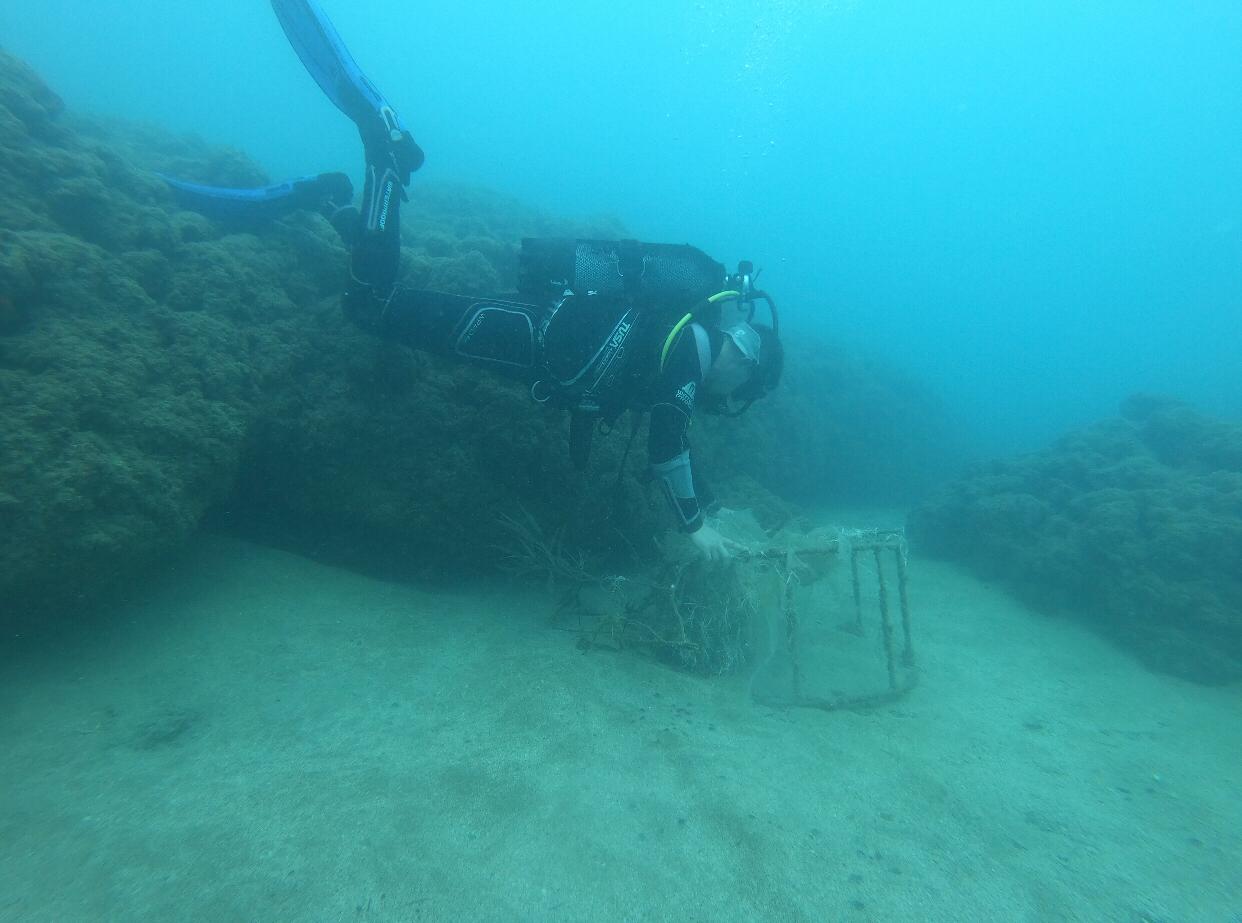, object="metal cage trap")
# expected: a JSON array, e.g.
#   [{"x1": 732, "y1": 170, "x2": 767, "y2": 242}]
[
  {"x1": 499, "y1": 510, "x2": 918, "y2": 712},
  {"x1": 739, "y1": 529, "x2": 917, "y2": 712}
]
